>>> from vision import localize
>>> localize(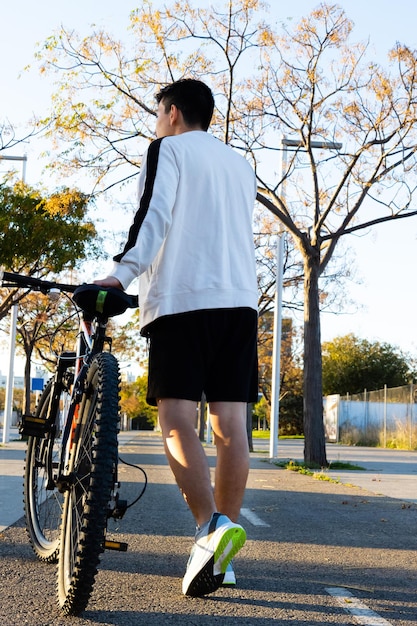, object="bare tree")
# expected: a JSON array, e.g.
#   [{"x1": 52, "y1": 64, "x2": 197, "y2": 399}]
[
  {"x1": 248, "y1": 5, "x2": 417, "y2": 464},
  {"x1": 0, "y1": 119, "x2": 43, "y2": 154},
  {"x1": 34, "y1": 1, "x2": 417, "y2": 465}
]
